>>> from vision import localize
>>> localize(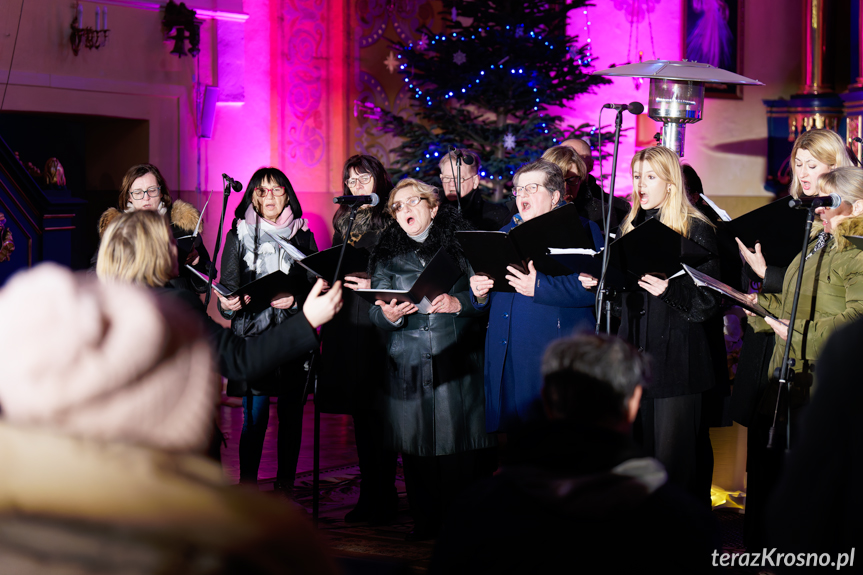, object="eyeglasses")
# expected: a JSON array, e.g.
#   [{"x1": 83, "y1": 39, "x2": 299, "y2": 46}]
[
  {"x1": 345, "y1": 174, "x2": 373, "y2": 188},
  {"x1": 513, "y1": 183, "x2": 548, "y2": 197},
  {"x1": 440, "y1": 175, "x2": 473, "y2": 184},
  {"x1": 130, "y1": 186, "x2": 161, "y2": 200},
  {"x1": 254, "y1": 186, "x2": 286, "y2": 197},
  {"x1": 390, "y1": 196, "x2": 427, "y2": 213}
]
